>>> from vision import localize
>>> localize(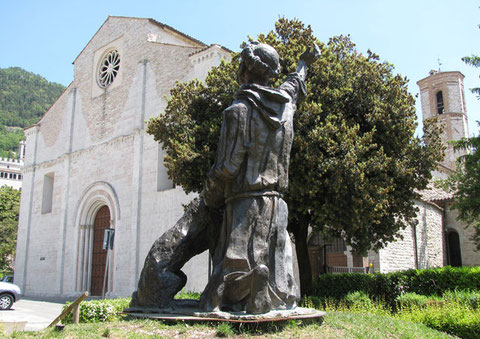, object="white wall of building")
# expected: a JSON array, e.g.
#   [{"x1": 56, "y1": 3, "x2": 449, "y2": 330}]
[
  {"x1": 376, "y1": 200, "x2": 444, "y2": 273},
  {"x1": 15, "y1": 17, "x2": 230, "y2": 298},
  {"x1": 444, "y1": 203, "x2": 480, "y2": 267}
]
